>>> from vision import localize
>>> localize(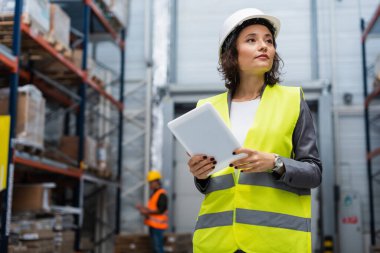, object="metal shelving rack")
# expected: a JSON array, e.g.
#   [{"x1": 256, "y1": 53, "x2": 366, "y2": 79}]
[
  {"x1": 0, "y1": 0, "x2": 127, "y2": 252},
  {"x1": 361, "y1": 4, "x2": 380, "y2": 248}
]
